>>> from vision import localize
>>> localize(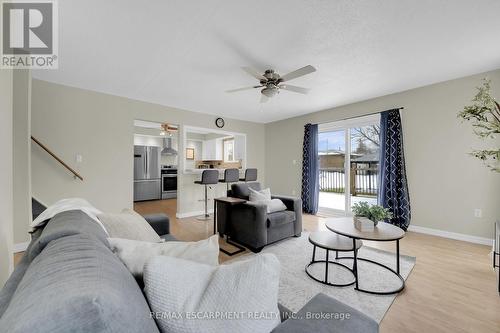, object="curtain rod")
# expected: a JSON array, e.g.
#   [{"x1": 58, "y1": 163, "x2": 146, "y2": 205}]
[{"x1": 313, "y1": 107, "x2": 404, "y2": 125}]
